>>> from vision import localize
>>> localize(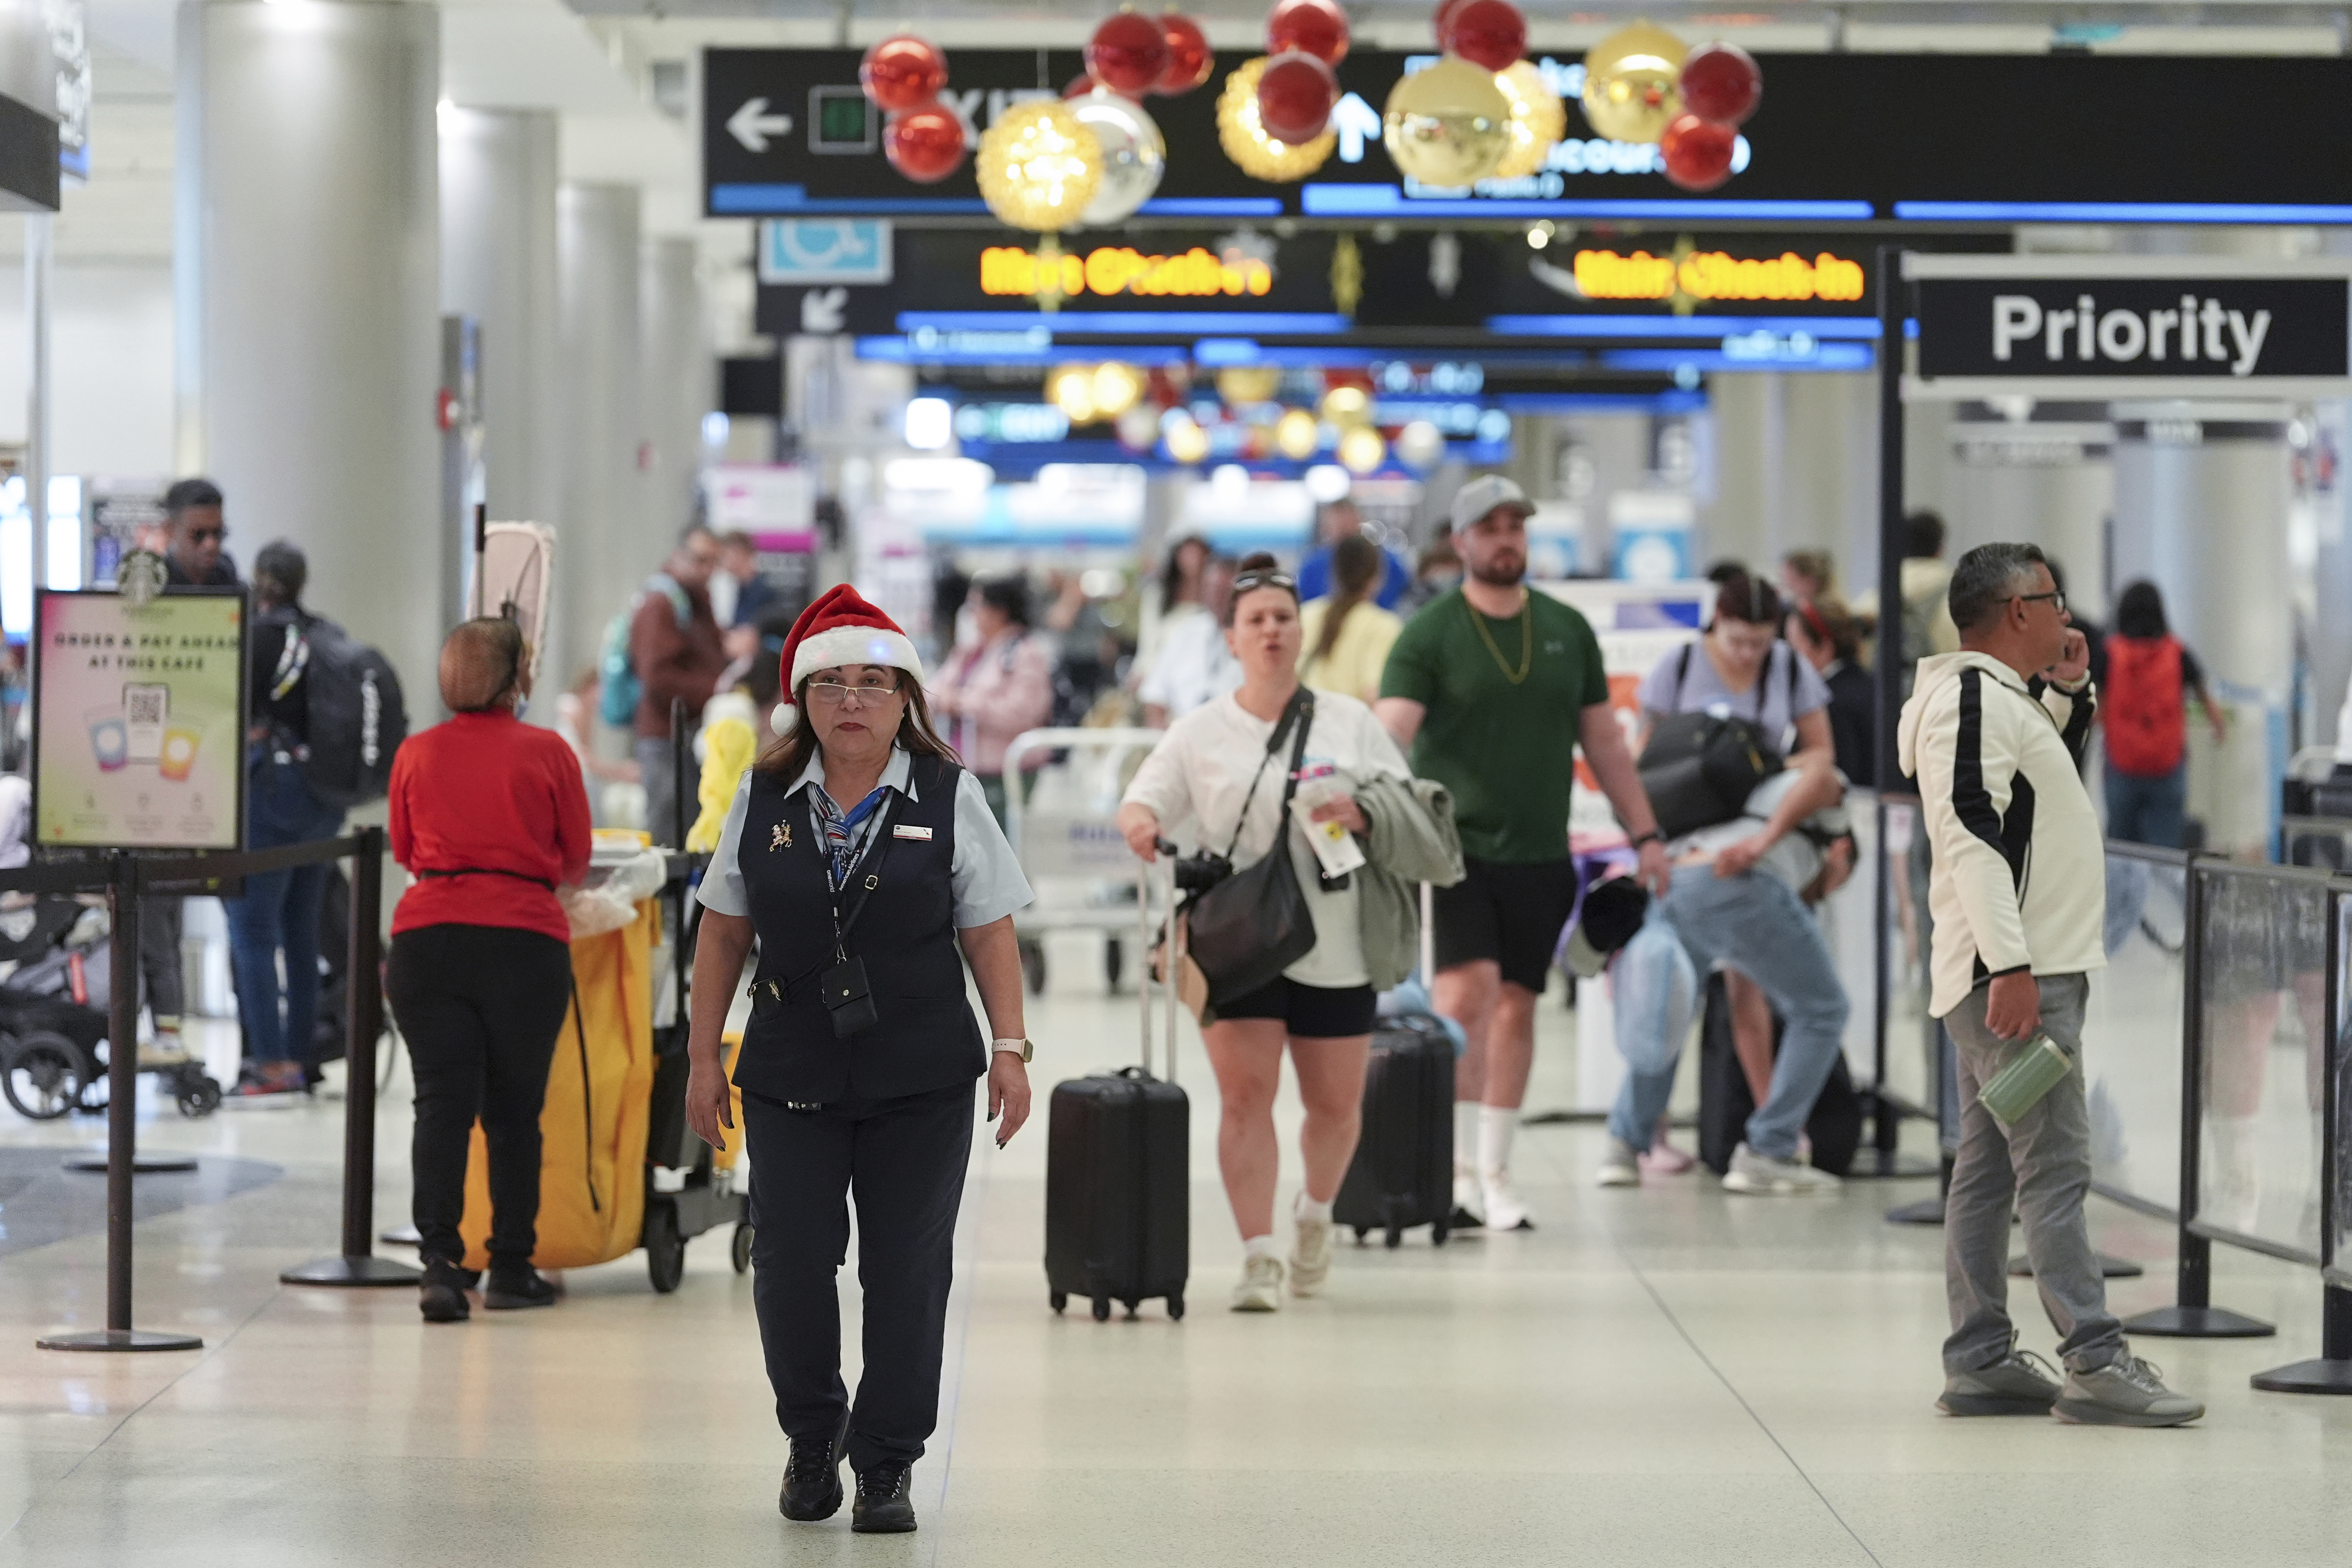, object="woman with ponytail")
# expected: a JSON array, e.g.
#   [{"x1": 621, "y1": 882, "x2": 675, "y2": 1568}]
[{"x1": 1296, "y1": 535, "x2": 1404, "y2": 703}]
